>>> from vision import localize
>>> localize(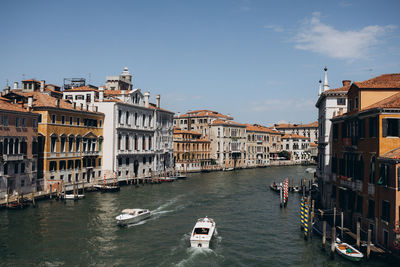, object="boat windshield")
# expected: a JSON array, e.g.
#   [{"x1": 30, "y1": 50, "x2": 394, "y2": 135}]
[{"x1": 194, "y1": 227, "x2": 209, "y2": 235}]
